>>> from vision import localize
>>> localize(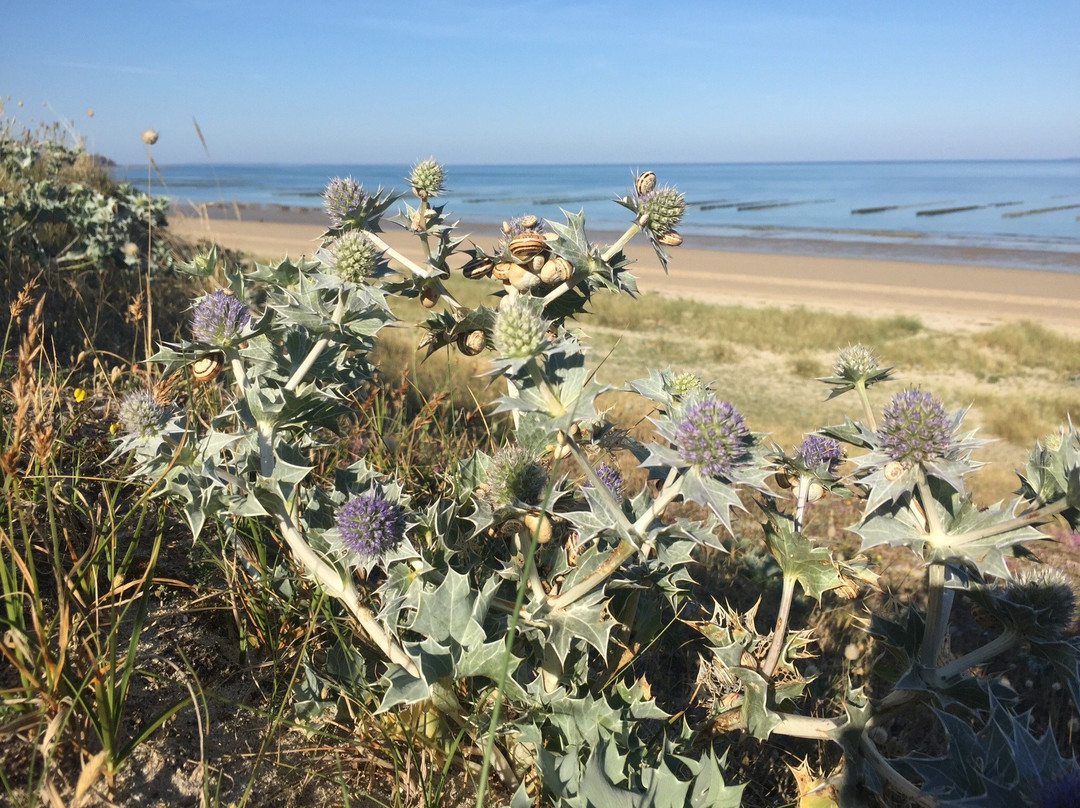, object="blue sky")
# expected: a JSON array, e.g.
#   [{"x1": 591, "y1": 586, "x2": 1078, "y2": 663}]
[{"x1": 3, "y1": 1, "x2": 1078, "y2": 165}]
